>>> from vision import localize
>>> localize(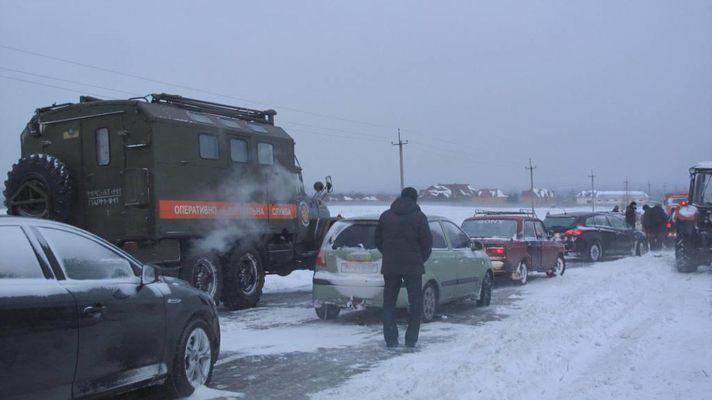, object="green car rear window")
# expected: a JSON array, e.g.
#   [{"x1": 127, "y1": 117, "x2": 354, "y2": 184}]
[{"x1": 327, "y1": 222, "x2": 377, "y2": 250}]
